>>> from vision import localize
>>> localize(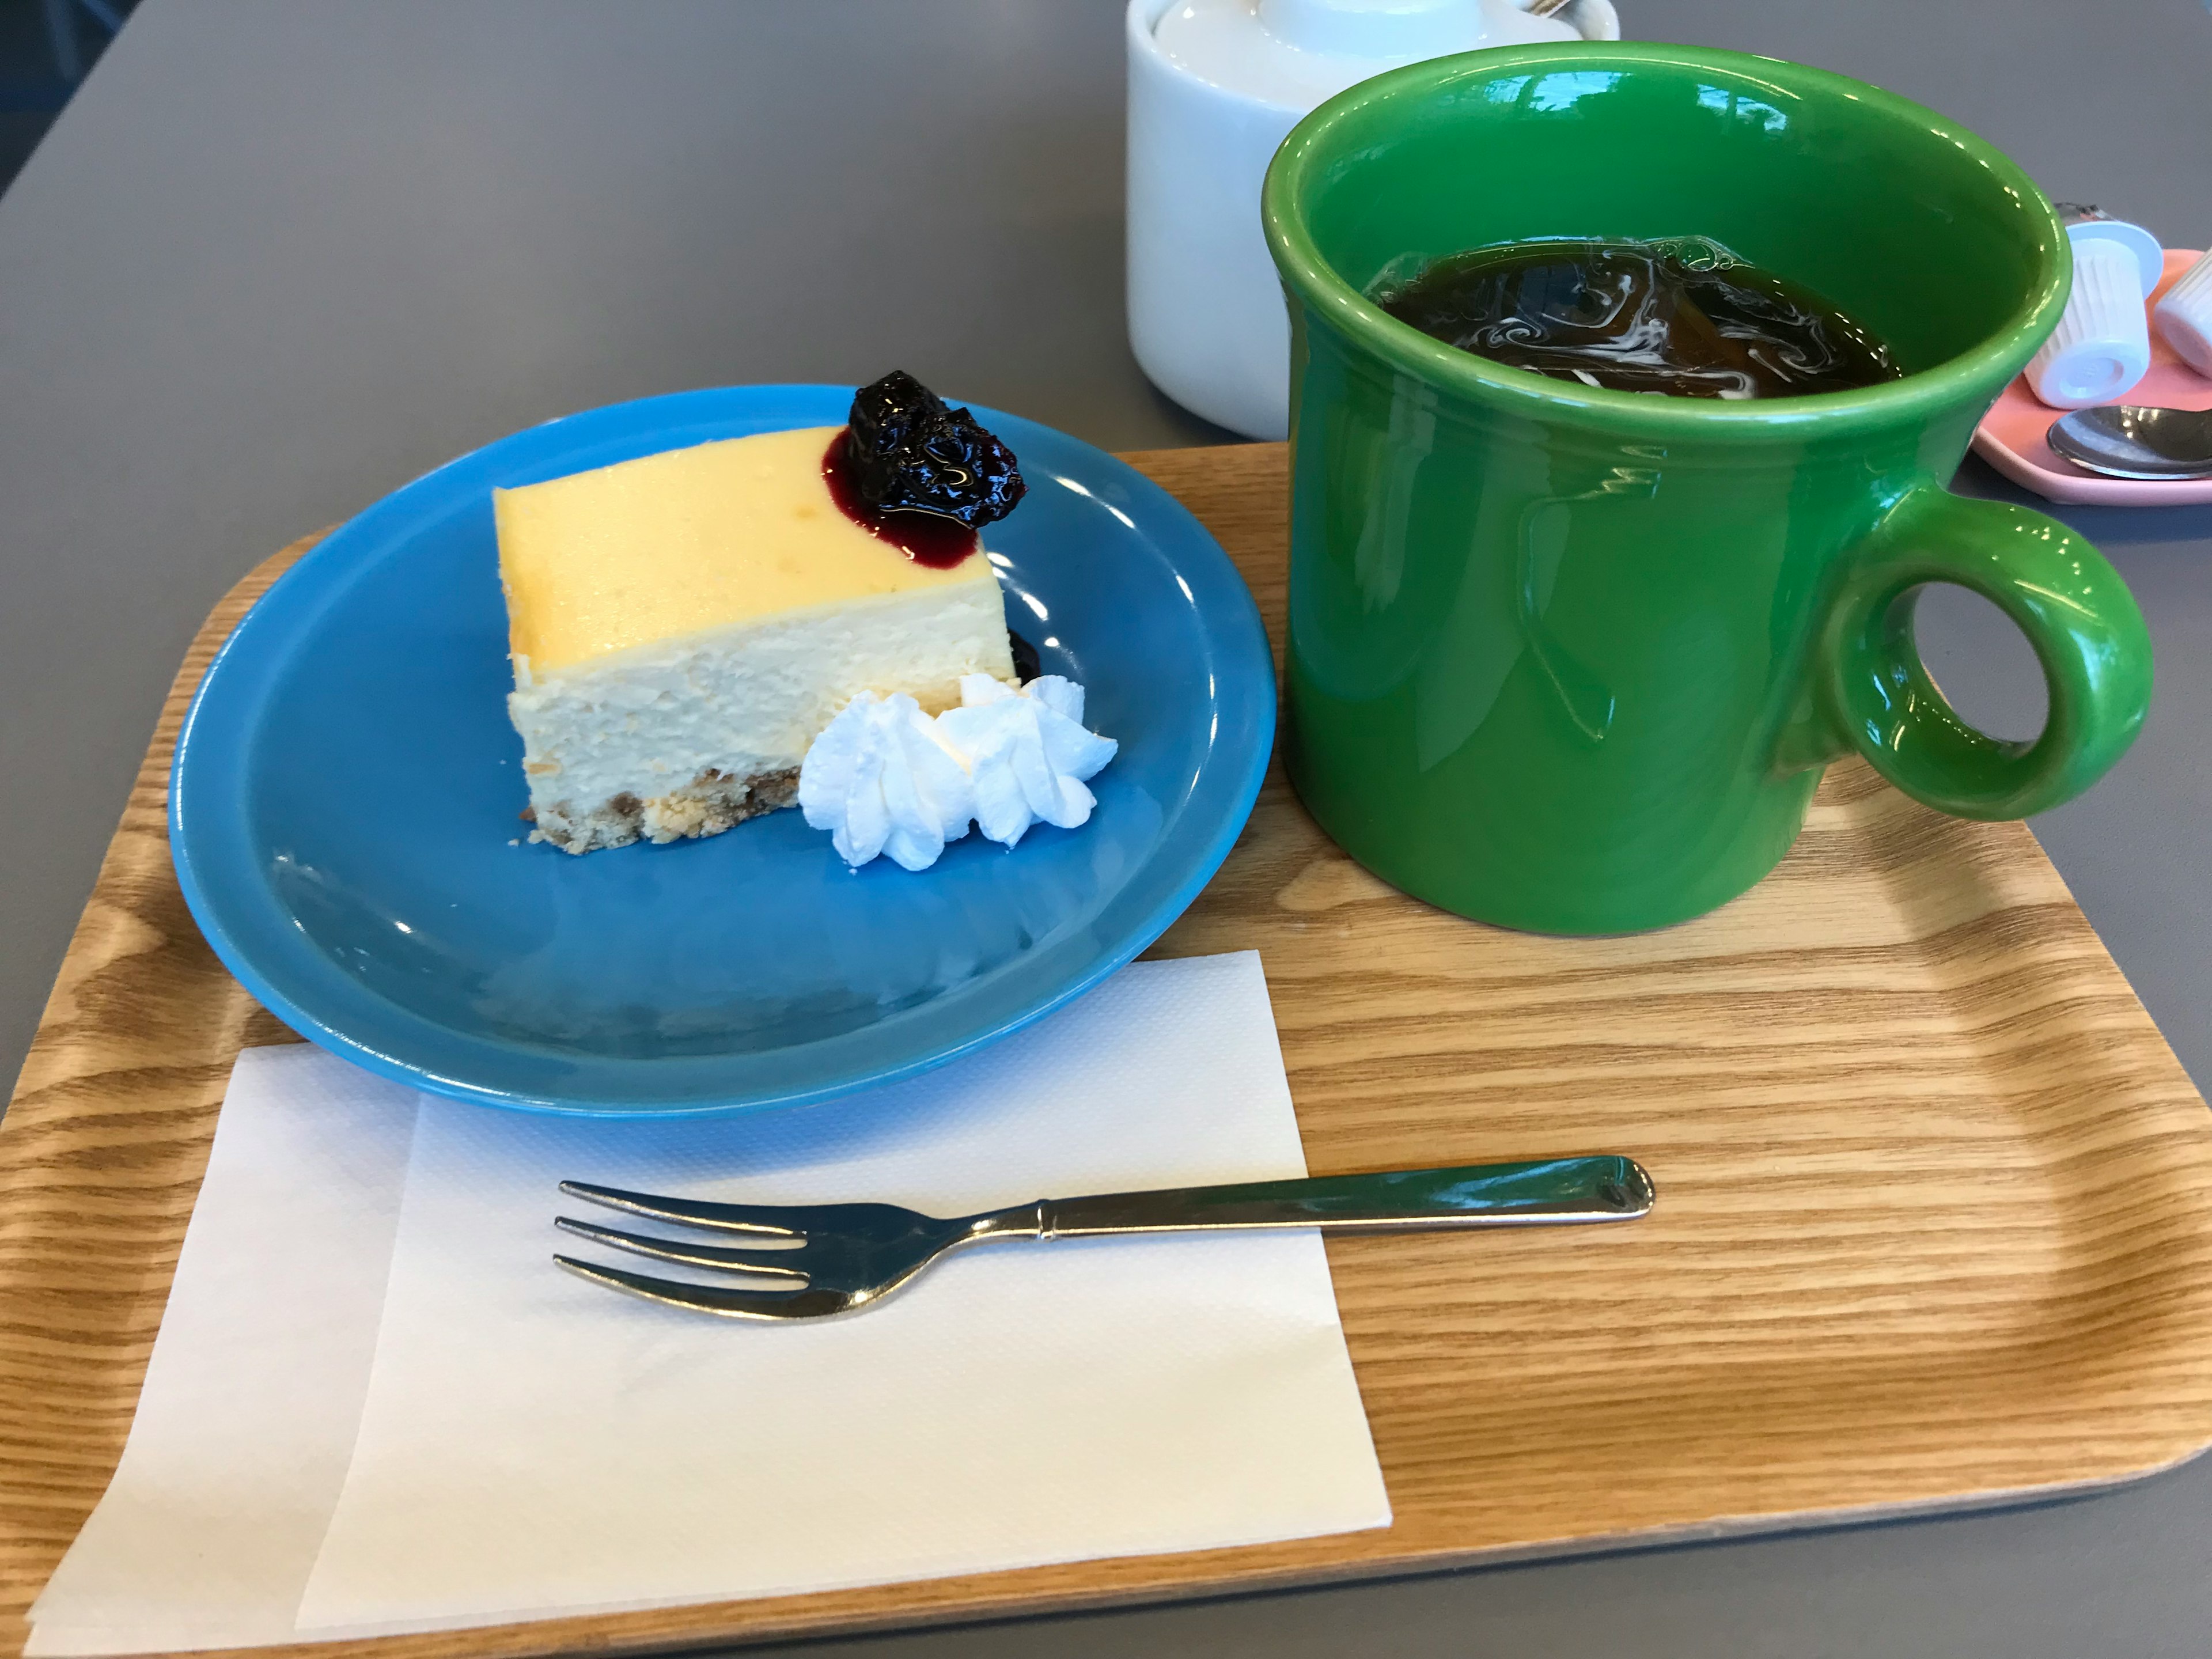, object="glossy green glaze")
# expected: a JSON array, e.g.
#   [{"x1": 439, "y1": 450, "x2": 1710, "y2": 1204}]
[{"x1": 1262, "y1": 43, "x2": 2153, "y2": 934}]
